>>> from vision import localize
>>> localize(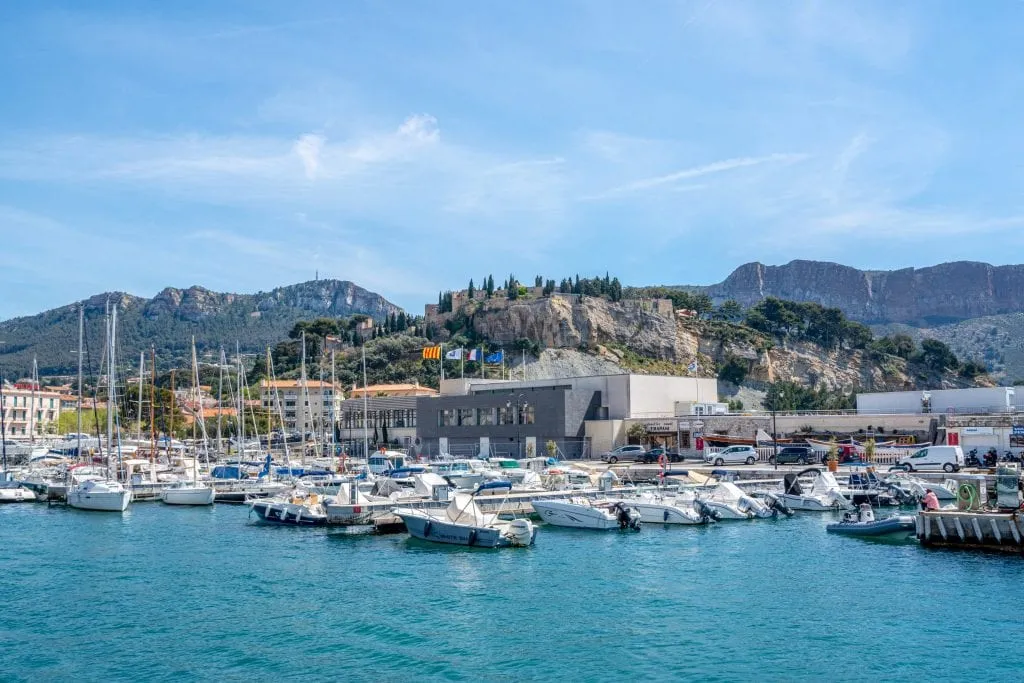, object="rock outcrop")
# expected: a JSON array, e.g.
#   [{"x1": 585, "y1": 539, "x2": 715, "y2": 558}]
[{"x1": 699, "y1": 260, "x2": 1024, "y2": 324}]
